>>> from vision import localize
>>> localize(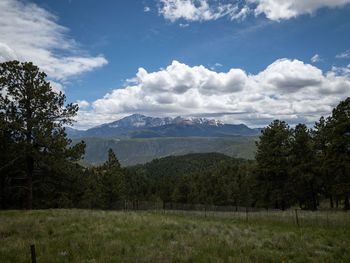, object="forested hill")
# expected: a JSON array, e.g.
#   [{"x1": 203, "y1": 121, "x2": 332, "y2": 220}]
[
  {"x1": 126, "y1": 153, "x2": 254, "y2": 205},
  {"x1": 77, "y1": 136, "x2": 258, "y2": 166},
  {"x1": 128, "y1": 153, "x2": 234, "y2": 178}
]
